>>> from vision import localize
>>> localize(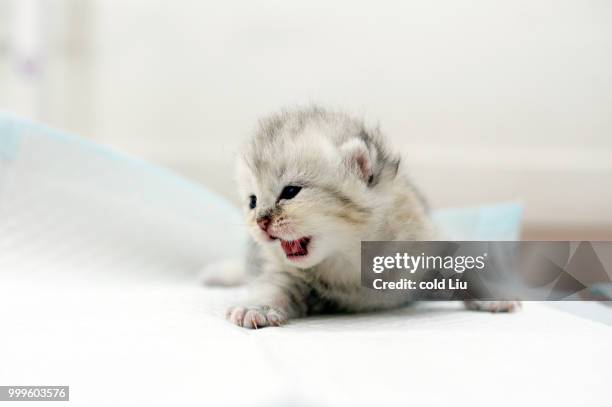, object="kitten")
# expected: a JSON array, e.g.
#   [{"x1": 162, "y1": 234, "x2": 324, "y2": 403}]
[{"x1": 219, "y1": 106, "x2": 518, "y2": 329}]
